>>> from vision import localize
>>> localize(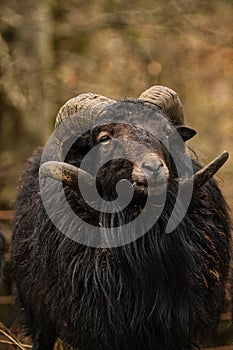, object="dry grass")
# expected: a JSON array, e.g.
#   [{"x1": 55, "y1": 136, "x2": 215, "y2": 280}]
[
  {"x1": 0, "y1": 322, "x2": 66, "y2": 350},
  {"x1": 1, "y1": 321, "x2": 233, "y2": 349},
  {"x1": 0, "y1": 322, "x2": 31, "y2": 349}
]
